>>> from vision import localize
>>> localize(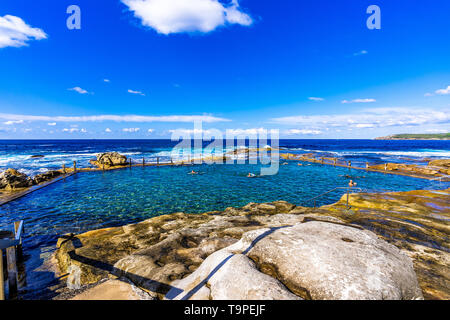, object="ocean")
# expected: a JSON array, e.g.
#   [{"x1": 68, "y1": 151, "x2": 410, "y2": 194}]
[
  {"x1": 0, "y1": 139, "x2": 449, "y2": 299},
  {"x1": 1, "y1": 139, "x2": 450, "y2": 176}
]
